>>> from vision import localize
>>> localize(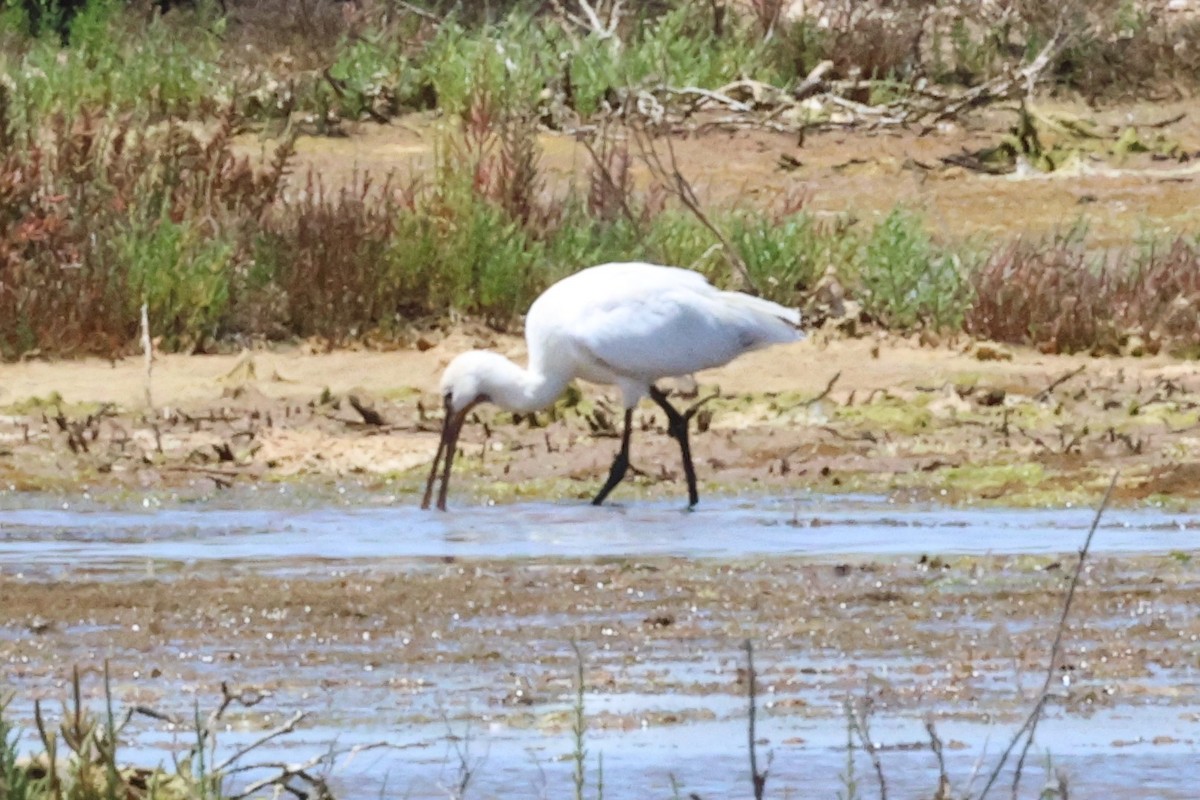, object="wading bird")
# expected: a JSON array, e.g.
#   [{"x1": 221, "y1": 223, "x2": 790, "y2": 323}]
[{"x1": 422, "y1": 262, "x2": 802, "y2": 510}]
